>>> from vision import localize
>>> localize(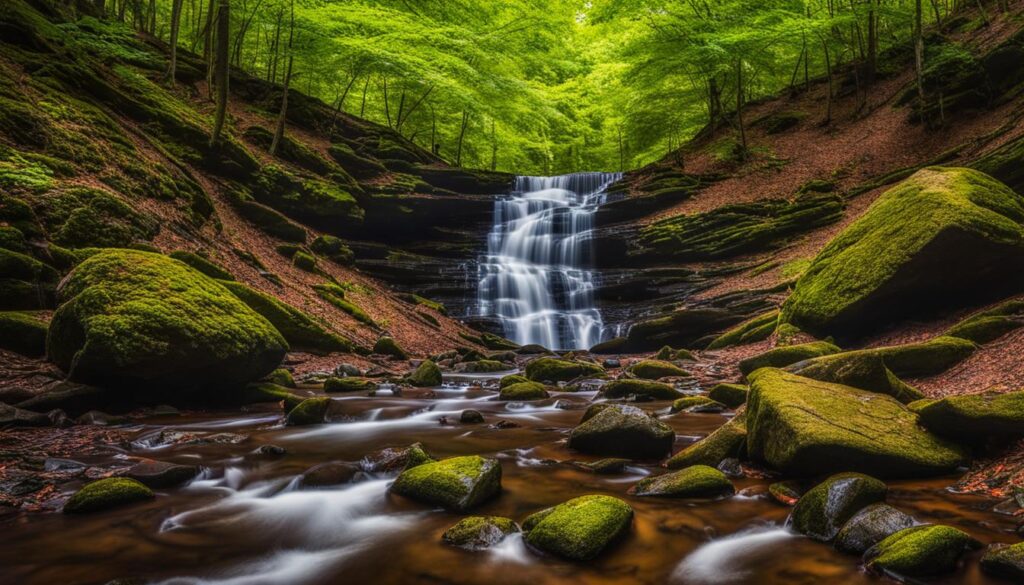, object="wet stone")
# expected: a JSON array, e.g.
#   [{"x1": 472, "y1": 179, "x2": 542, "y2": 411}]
[{"x1": 126, "y1": 460, "x2": 201, "y2": 488}]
